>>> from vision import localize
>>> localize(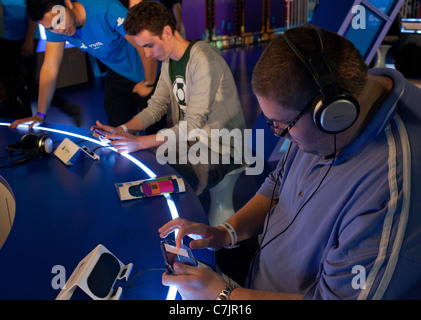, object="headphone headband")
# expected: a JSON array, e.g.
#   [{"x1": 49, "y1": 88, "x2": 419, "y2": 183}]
[
  {"x1": 282, "y1": 23, "x2": 360, "y2": 134},
  {"x1": 282, "y1": 23, "x2": 336, "y2": 94}
]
